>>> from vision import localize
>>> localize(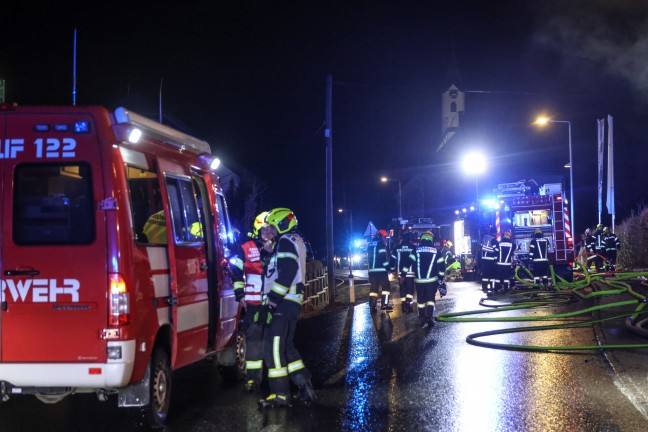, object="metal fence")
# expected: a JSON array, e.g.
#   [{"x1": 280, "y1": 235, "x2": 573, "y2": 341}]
[{"x1": 303, "y1": 260, "x2": 329, "y2": 310}]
